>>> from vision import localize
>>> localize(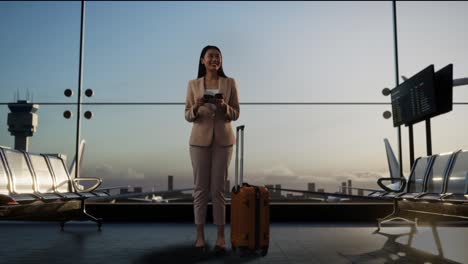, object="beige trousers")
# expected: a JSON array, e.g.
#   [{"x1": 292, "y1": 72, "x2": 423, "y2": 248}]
[{"x1": 190, "y1": 143, "x2": 233, "y2": 225}]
